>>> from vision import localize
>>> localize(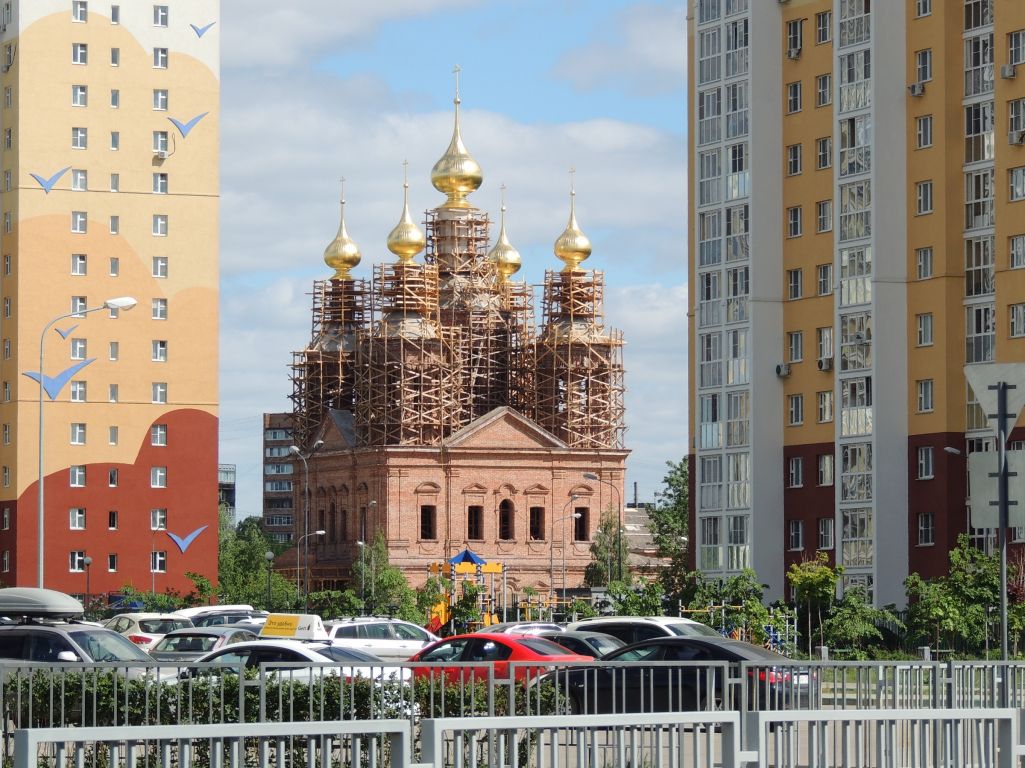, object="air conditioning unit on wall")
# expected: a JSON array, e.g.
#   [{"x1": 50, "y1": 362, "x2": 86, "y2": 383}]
[
  {"x1": 817, "y1": 356, "x2": 834, "y2": 372},
  {"x1": 775, "y1": 363, "x2": 791, "y2": 378},
  {"x1": 908, "y1": 83, "x2": 925, "y2": 97},
  {"x1": 1001, "y1": 64, "x2": 1017, "y2": 79}
]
